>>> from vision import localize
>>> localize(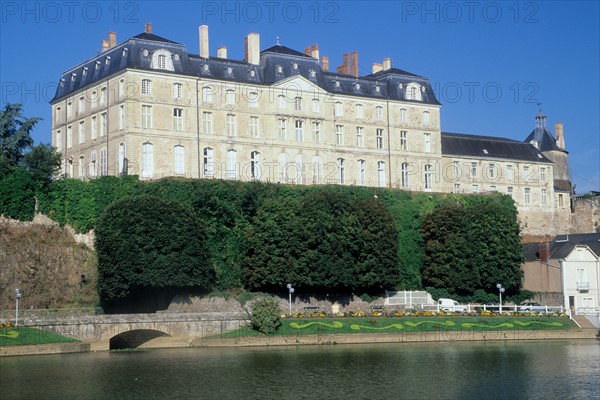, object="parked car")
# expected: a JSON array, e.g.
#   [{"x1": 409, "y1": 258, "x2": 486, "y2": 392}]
[
  {"x1": 519, "y1": 302, "x2": 547, "y2": 312},
  {"x1": 438, "y1": 298, "x2": 468, "y2": 312}
]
